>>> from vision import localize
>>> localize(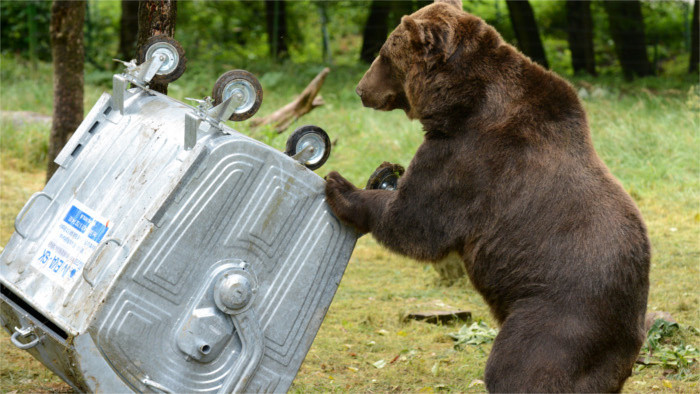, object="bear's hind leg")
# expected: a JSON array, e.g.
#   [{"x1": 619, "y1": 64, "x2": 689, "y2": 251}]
[
  {"x1": 484, "y1": 312, "x2": 575, "y2": 392},
  {"x1": 484, "y1": 302, "x2": 632, "y2": 393}
]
